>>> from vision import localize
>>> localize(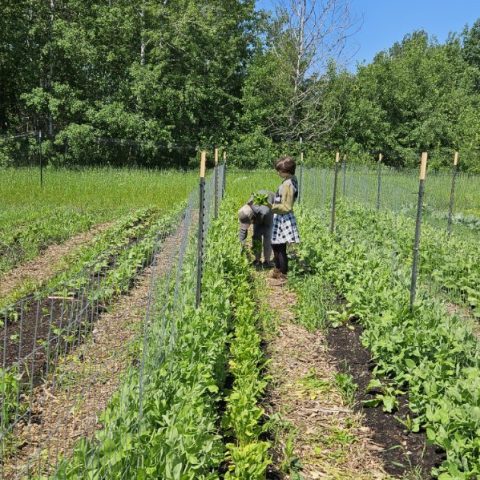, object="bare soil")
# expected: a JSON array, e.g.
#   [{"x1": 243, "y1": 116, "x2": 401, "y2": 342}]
[
  {"x1": 1, "y1": 222, "x2": 185, "y2": 479},
  {"x1": 326, "y1": 322, "x2": 445, "y2": 479}
]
